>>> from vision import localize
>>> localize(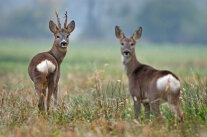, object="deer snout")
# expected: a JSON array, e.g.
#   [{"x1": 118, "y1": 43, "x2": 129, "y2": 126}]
[
  {"x1": 61, "y1": 41, "x2": 68, "y2": 47},
  {"x1": 123, "y1": 50, "x2": 131, "y2": 57}
]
